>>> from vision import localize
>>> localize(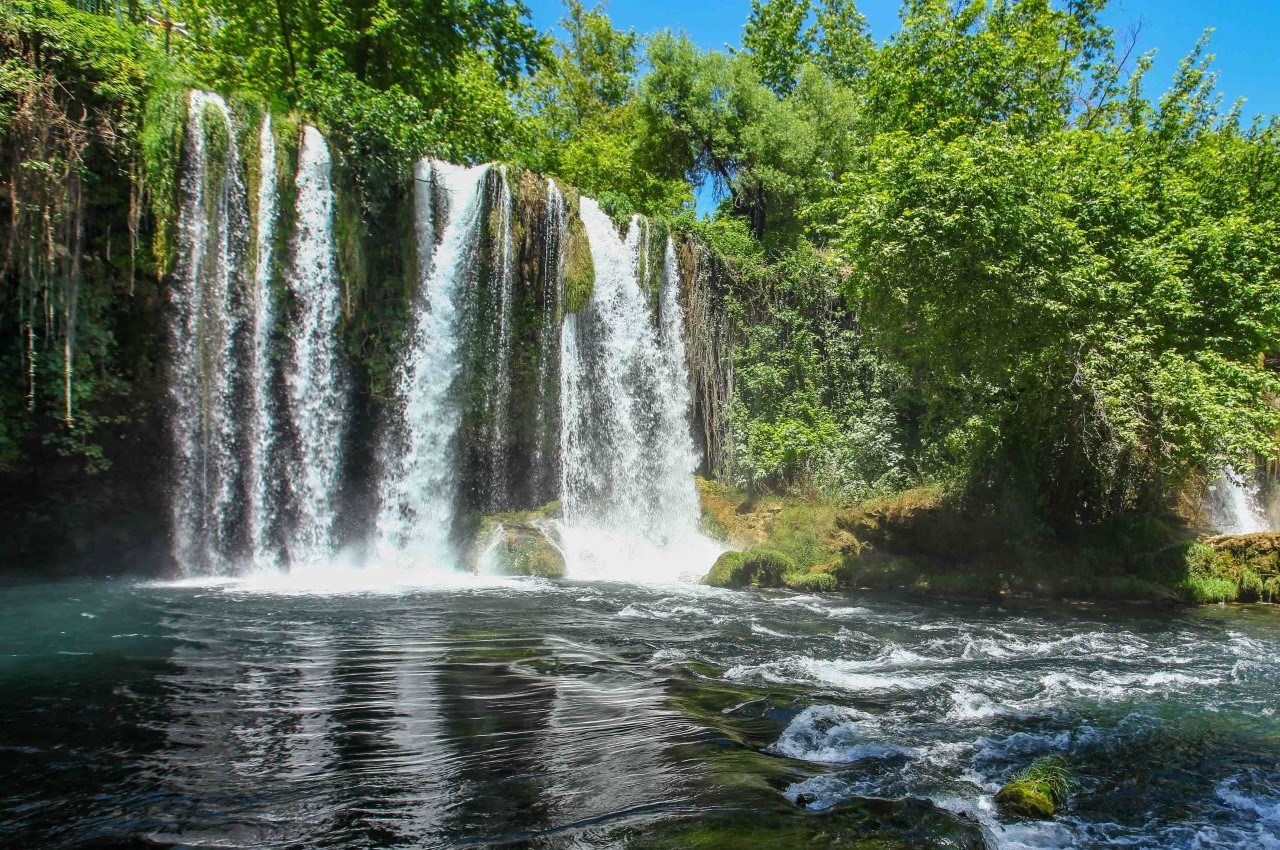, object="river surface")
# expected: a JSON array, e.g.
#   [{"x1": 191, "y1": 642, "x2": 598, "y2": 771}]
[{"x1": 2, "y1": 576, "x2": 1278, "y2": 849}]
